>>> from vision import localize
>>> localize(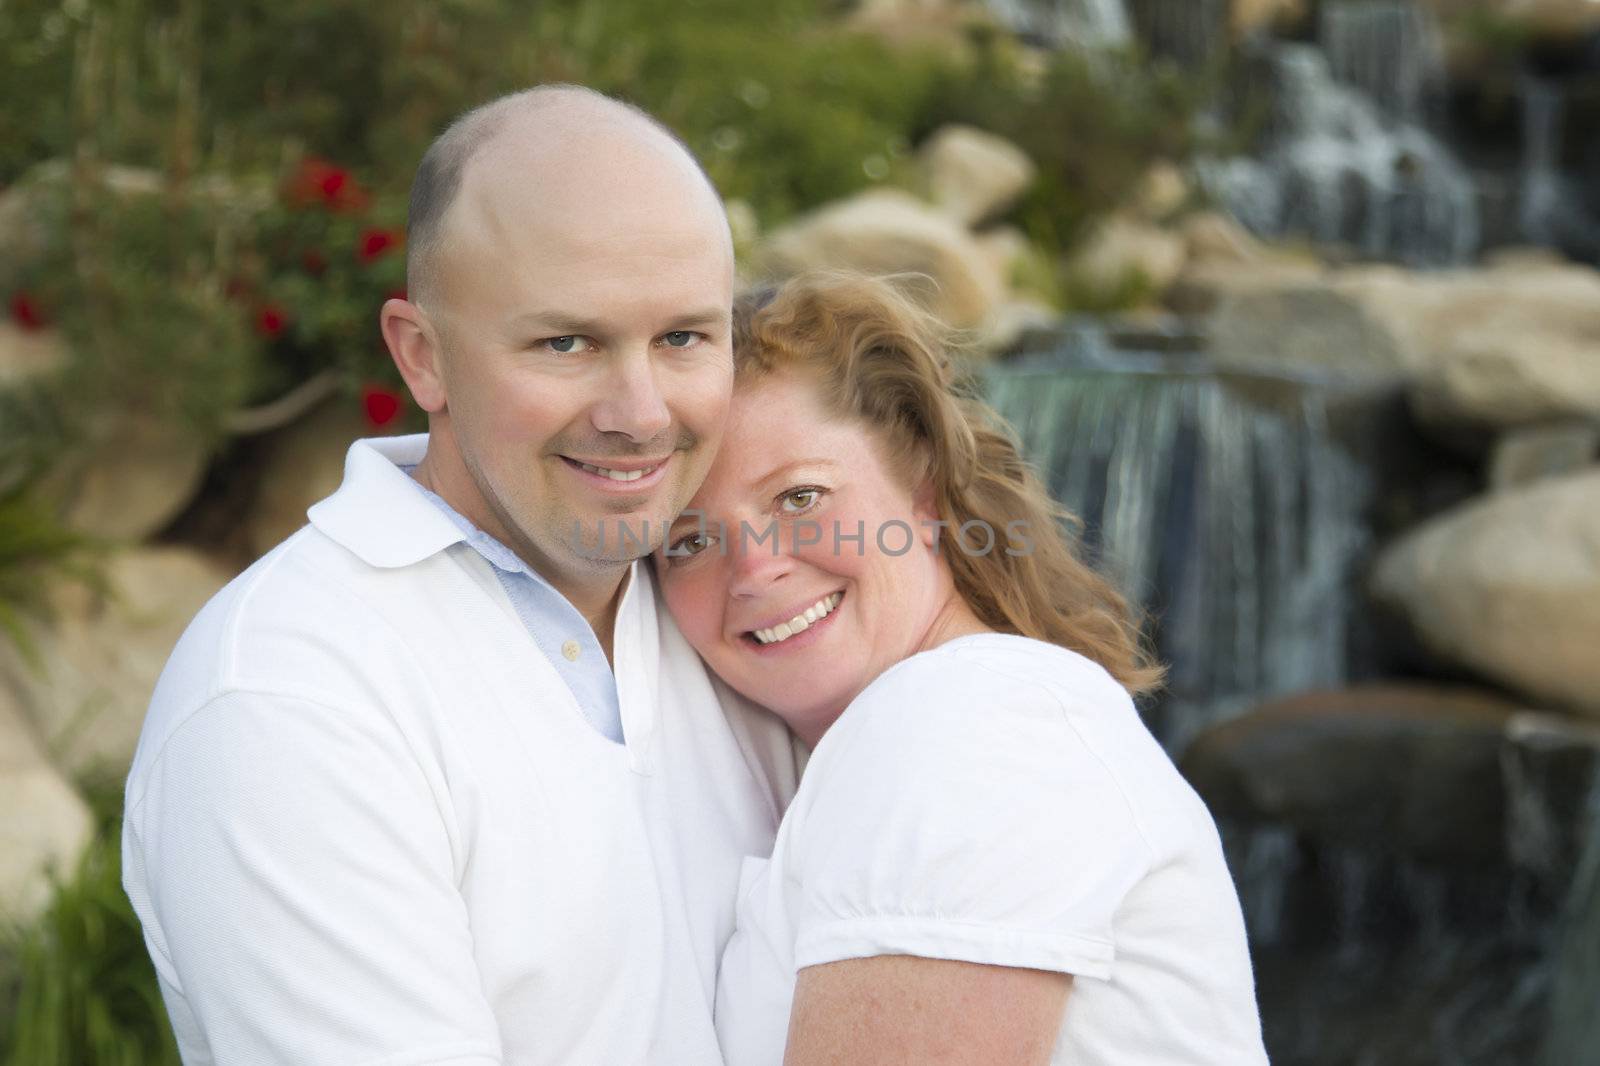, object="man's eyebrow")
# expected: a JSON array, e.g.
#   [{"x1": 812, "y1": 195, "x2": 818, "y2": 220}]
[{"x1": 508, "y1": 307, "x2": 731, "y2": 336}]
